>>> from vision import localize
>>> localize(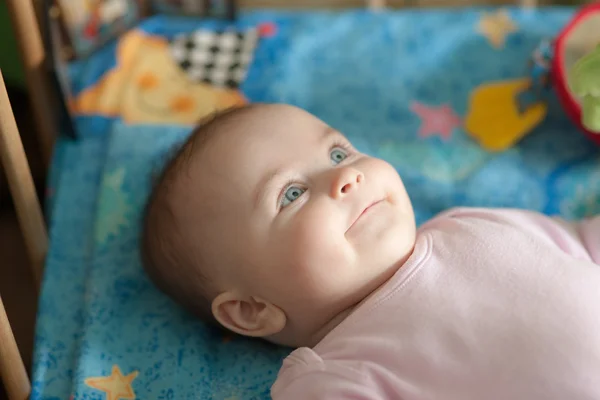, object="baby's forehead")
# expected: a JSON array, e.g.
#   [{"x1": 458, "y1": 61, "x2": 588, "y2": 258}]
[
  {"x1": 184, "y1": 104, "x2": 341, "y2": 195},
  {"x1": 204, "y1": 105, "x2": 331, "y2": 158}
]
